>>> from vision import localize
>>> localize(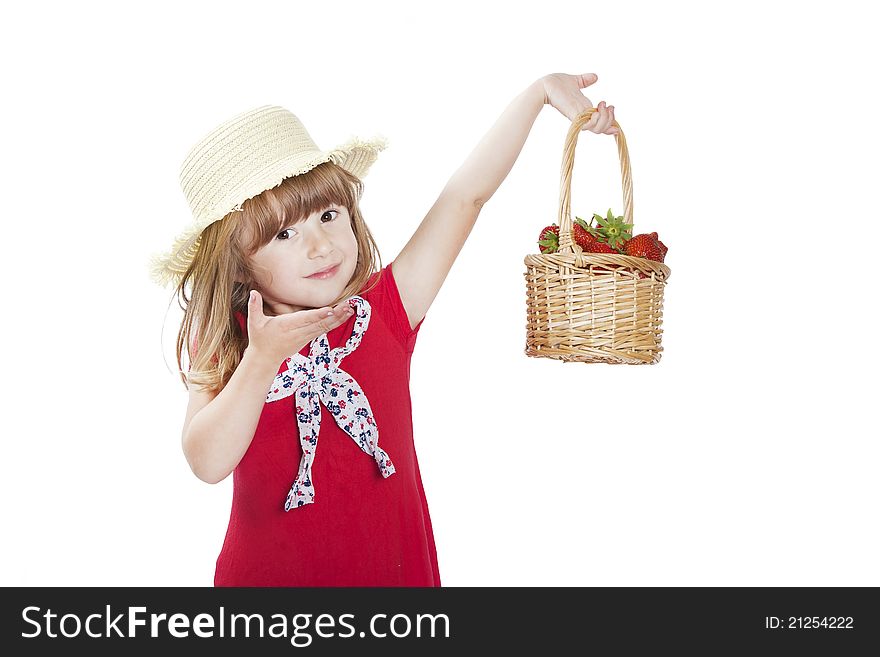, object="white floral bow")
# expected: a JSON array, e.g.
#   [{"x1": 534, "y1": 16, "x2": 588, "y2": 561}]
[{"x1": 265, "y1": 295, "x2": 395, "y2": 511}]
